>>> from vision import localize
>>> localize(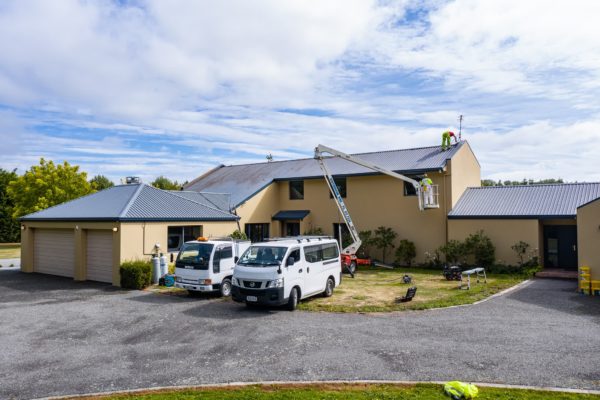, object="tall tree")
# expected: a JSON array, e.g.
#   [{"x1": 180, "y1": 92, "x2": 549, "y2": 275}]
[
  {"x1": 151, "y1": 176, "x2": 182, "y2": 190},
  {"x1": 90, "y1": 175, "x2": 114, "y2": 191},
  {"x1": 0, "y1": 168, "x2": 20, "y2": 242},
  {"x1": 373, "y1": 226, "x2": 397, "y2": 264},
  {"x1": 8, "y1": 159, "x2": 95, "y2": 217}
]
